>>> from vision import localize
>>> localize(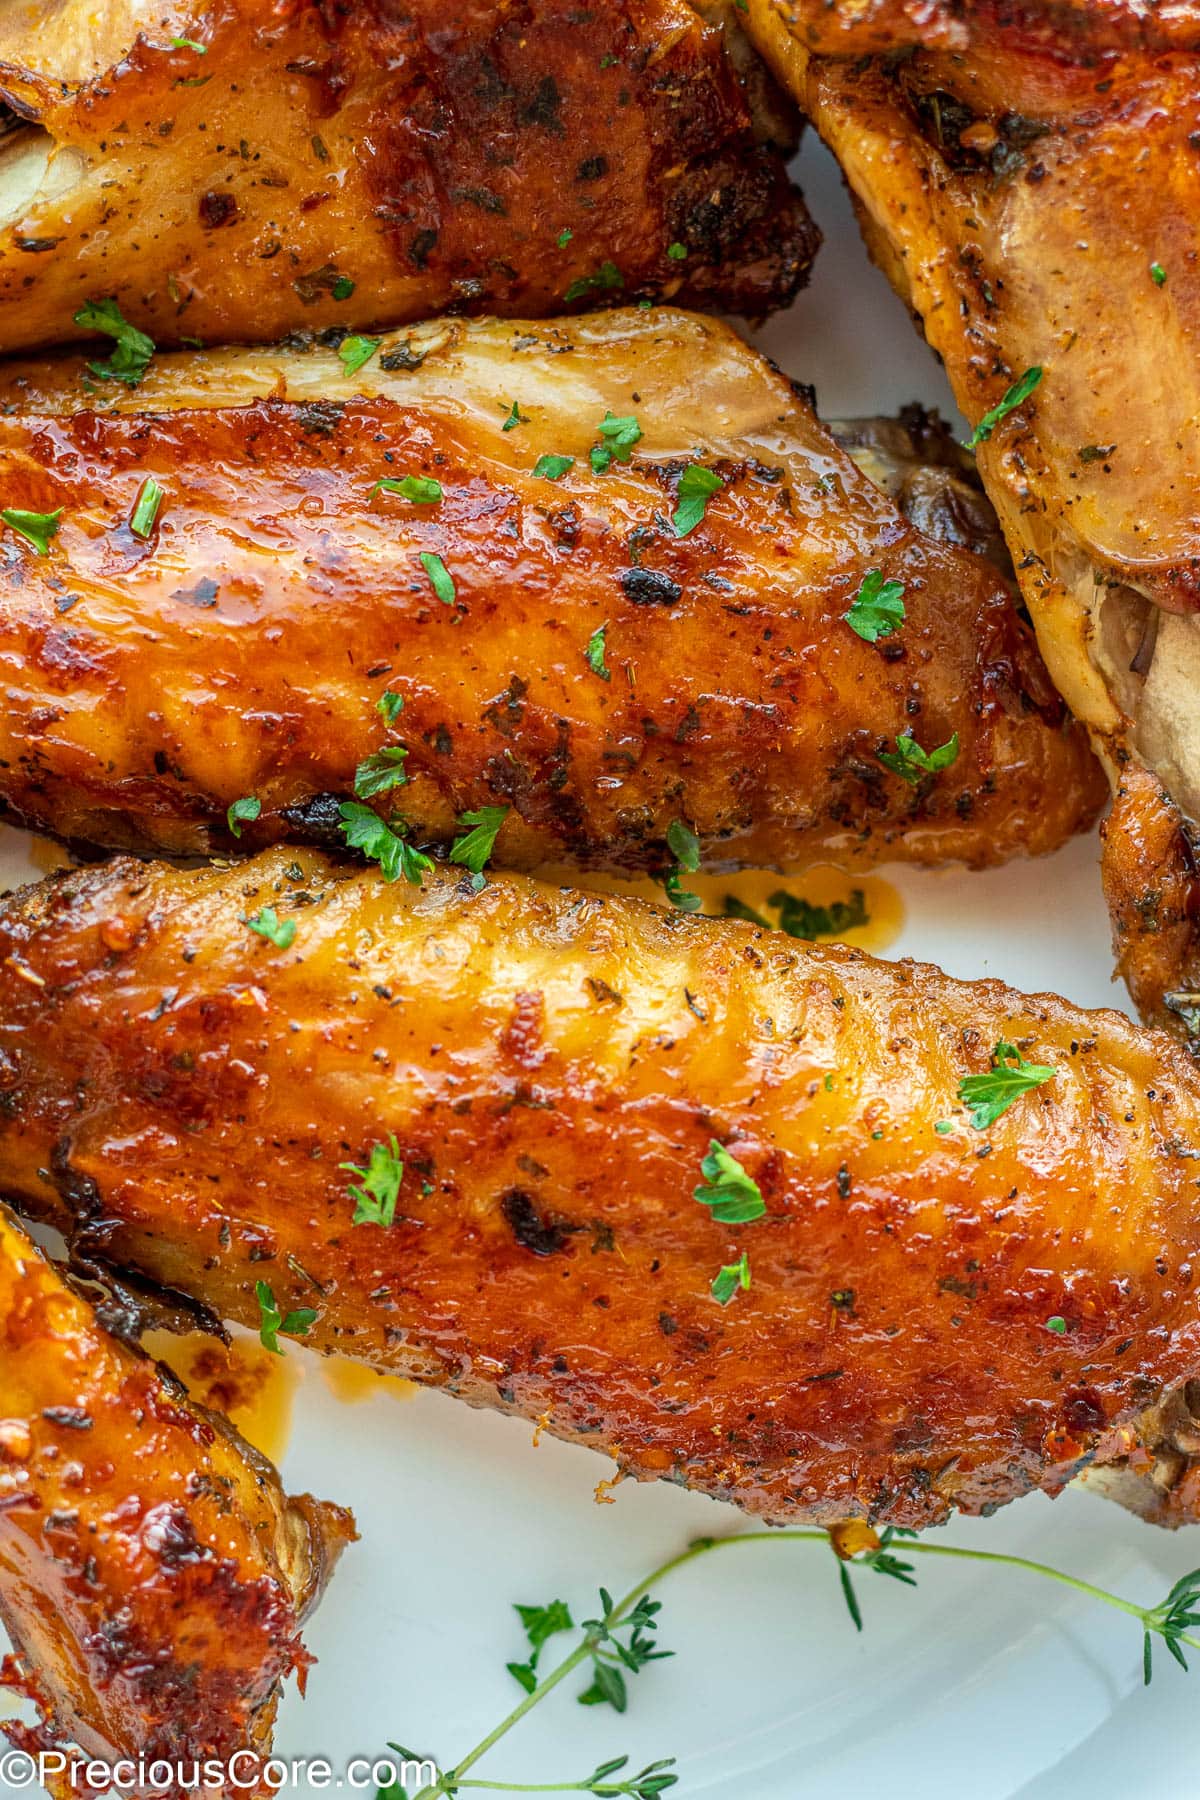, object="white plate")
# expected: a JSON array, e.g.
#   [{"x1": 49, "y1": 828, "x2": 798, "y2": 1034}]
[{"x1": 4, "y1": 136, "x2": 1200, "y2": 1800}]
